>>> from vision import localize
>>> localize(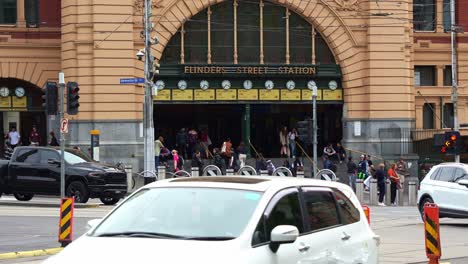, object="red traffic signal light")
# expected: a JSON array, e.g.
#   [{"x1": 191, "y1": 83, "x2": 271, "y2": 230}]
[
  {"x1": 441, "y1": 146, "x2": 447, "y2": 153},
  {"x1": 450, "y1": 134, "x2": 457, "y2": 141}
]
